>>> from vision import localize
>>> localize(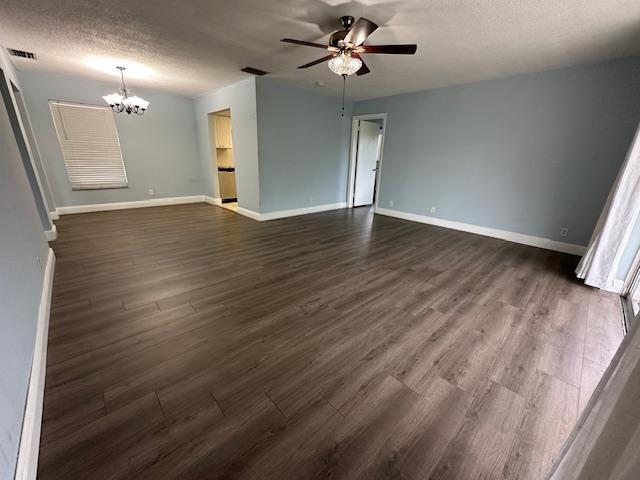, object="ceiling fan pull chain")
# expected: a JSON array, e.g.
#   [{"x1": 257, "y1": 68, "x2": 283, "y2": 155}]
[{"x1": 341, "y1": 74, "x2": 346, "y2": 117}]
